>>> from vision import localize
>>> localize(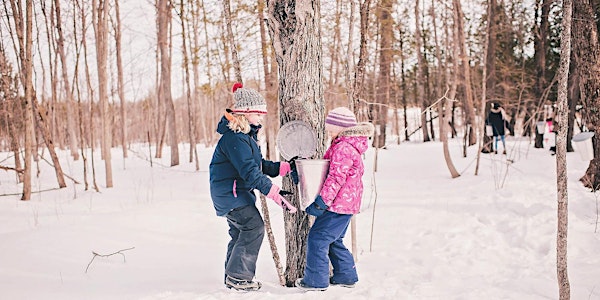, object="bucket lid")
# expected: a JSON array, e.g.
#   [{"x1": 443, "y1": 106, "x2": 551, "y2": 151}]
[
  {"x1": 276, "y1": 121, "x2": 317, "y2": 161},
  {"x1": 572, "y1": 131, "x2": 595, "y2": 142}
]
